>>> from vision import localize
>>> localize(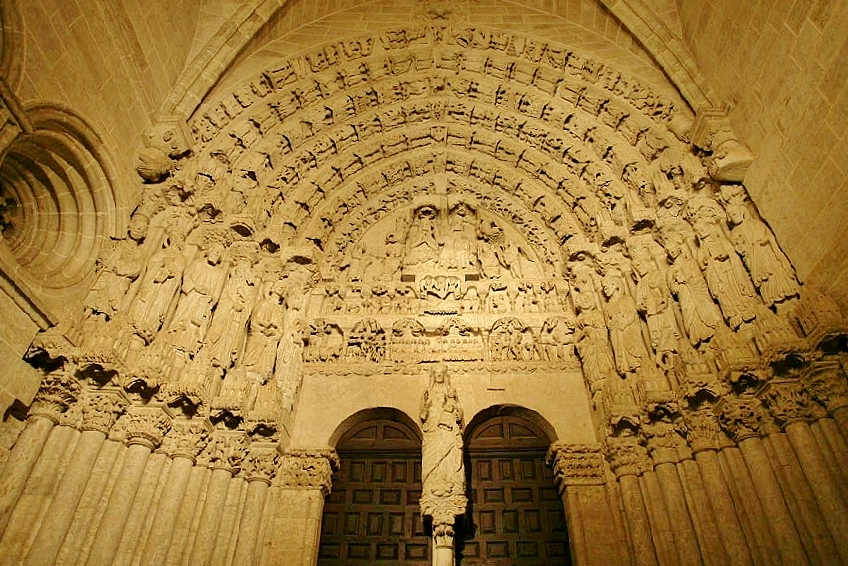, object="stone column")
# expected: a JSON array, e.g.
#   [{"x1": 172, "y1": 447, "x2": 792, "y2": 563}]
[
  {"x1": 762, "y1": 379, "x2": 848, "y2": 564},
  {"x1": 265, "y1": 449, "x2": 339, "y2": 566},
  {"x1": 84, "y1": 406, "x2": 172, "y2": 566},
  {"x1": 548, "y1": 444, "x2": 628, "y2": 566},
  {"x1": 188, "y1": 432, "x2": 247, "y2": 566},
  {"x1": 802, "y1": 357, "x2": 848, "y2": 440},
  {"x1": 231, "y1": 446, "x2": 277, "y2": 566},
  {"x1": 642, "y1": 416, "x2": 702, "y2": 566},
  {"x1": 0, "y1": 372, "x2": 80, "y2": 537},
  {"x1": 23, "y1": 389, "x2": 126, "y2": 566},
  {"x1": 139, "y1": 419, "x2": 209, "y2": 566},
  {"x1": 684, "y1": 408, "x2": 752, "y2": 566},
  {"x1": 718, "y1": 396, "x2": 808, "y2": 566},
  {"x1": 605, "y1": 436, "x2": 658, "y2": 566}
]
